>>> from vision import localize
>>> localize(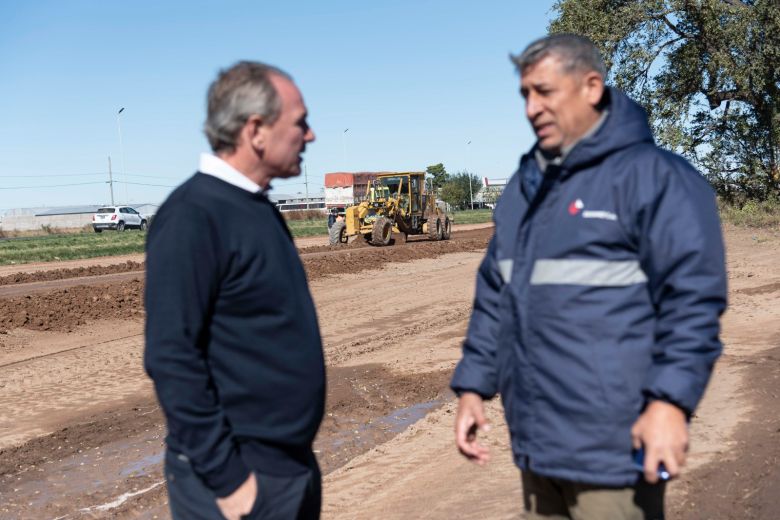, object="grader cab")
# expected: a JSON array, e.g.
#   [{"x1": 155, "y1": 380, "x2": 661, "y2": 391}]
[{"x1": 328, "y1": 172, "x2": 451, "y2": 246}]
